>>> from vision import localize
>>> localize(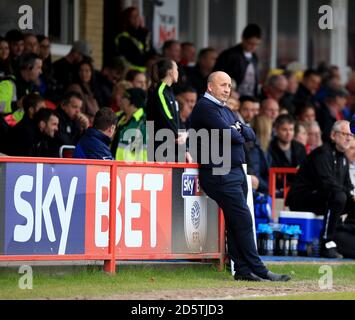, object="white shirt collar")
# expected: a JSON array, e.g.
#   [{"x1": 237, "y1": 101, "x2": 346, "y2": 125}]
[{"x1": 204, "y1": 92, "x2": 225, "y2": 107}]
